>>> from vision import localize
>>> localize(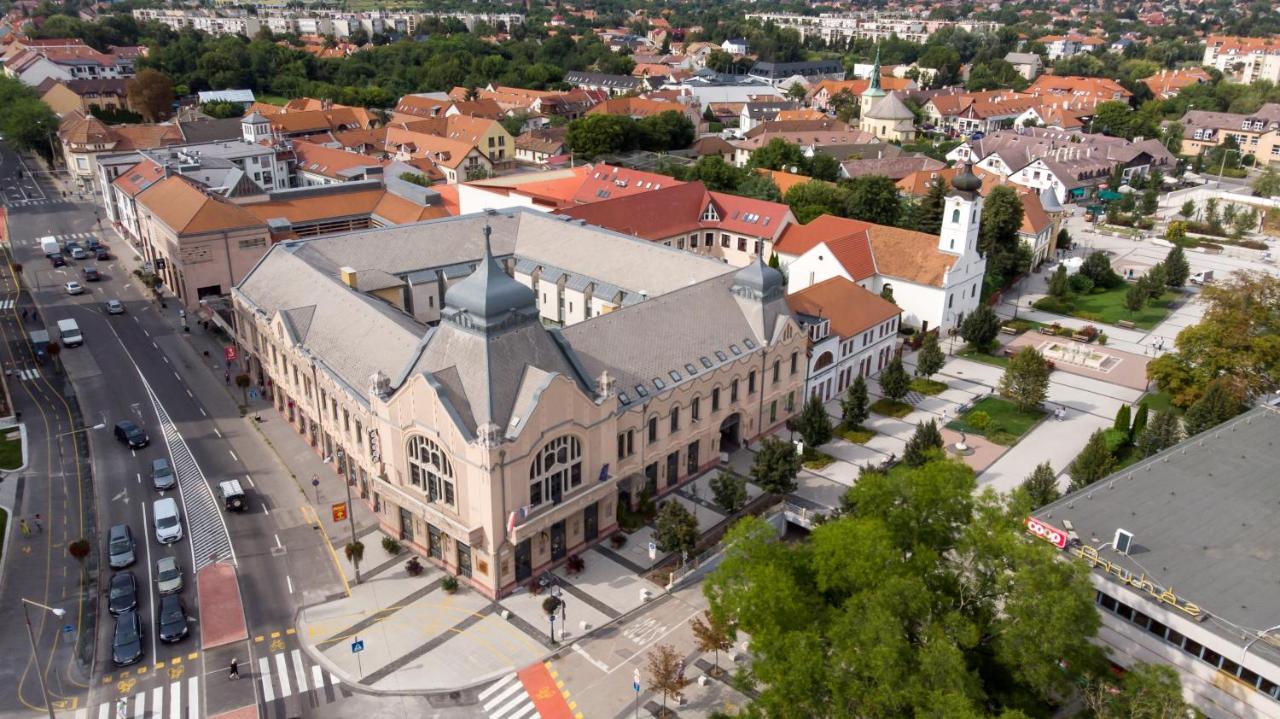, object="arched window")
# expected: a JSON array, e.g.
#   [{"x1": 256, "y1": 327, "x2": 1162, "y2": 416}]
[
  {"x1": 529, "y1": 436, "x2": 582, "y2": 508},
  {"x1": 951, "y1": 208, "x2": 960, "y2": 223},
  {"x1": 814, "y1": 351, "x2": 835, "y2": 371},
  {"x1": 407, "y1": 435, "x2": 455, "y2": 506}
]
